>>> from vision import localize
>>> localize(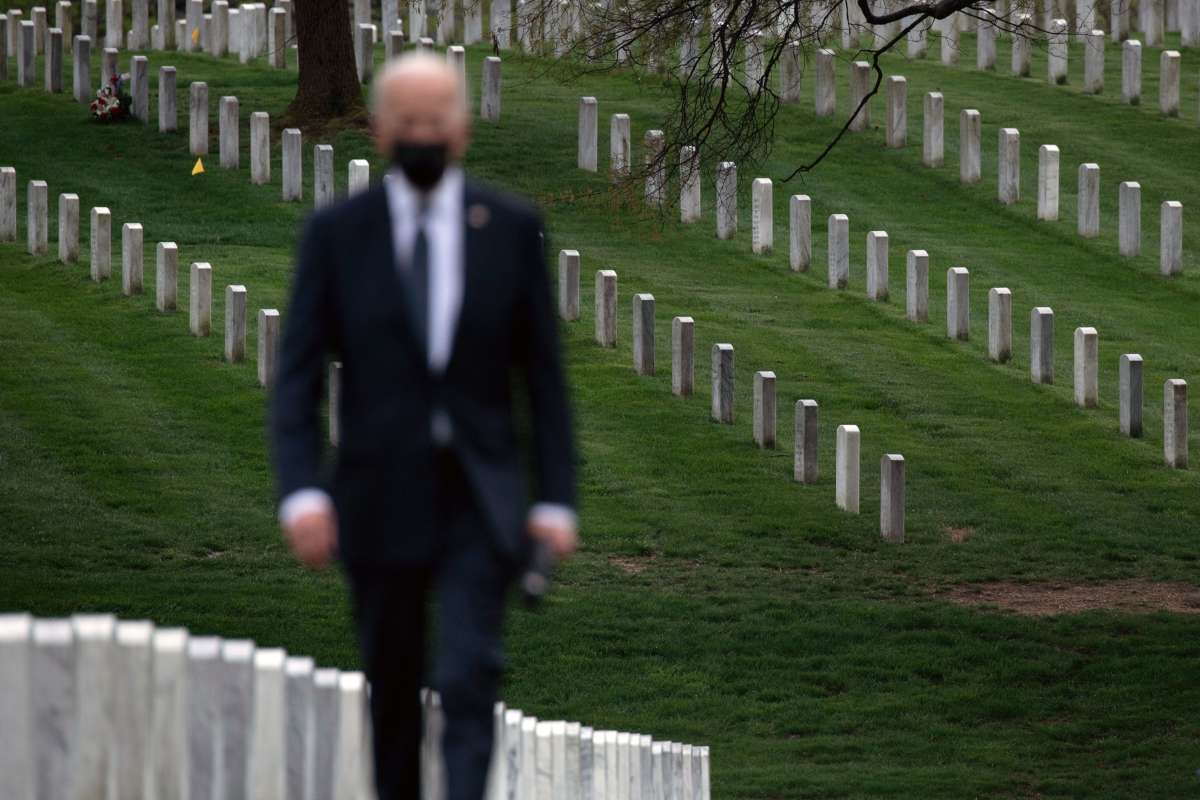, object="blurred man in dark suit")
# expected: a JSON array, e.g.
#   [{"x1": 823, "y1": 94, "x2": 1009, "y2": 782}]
[{"x1": 270, "y1": 53, "x2": 578, "y2": 800}]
